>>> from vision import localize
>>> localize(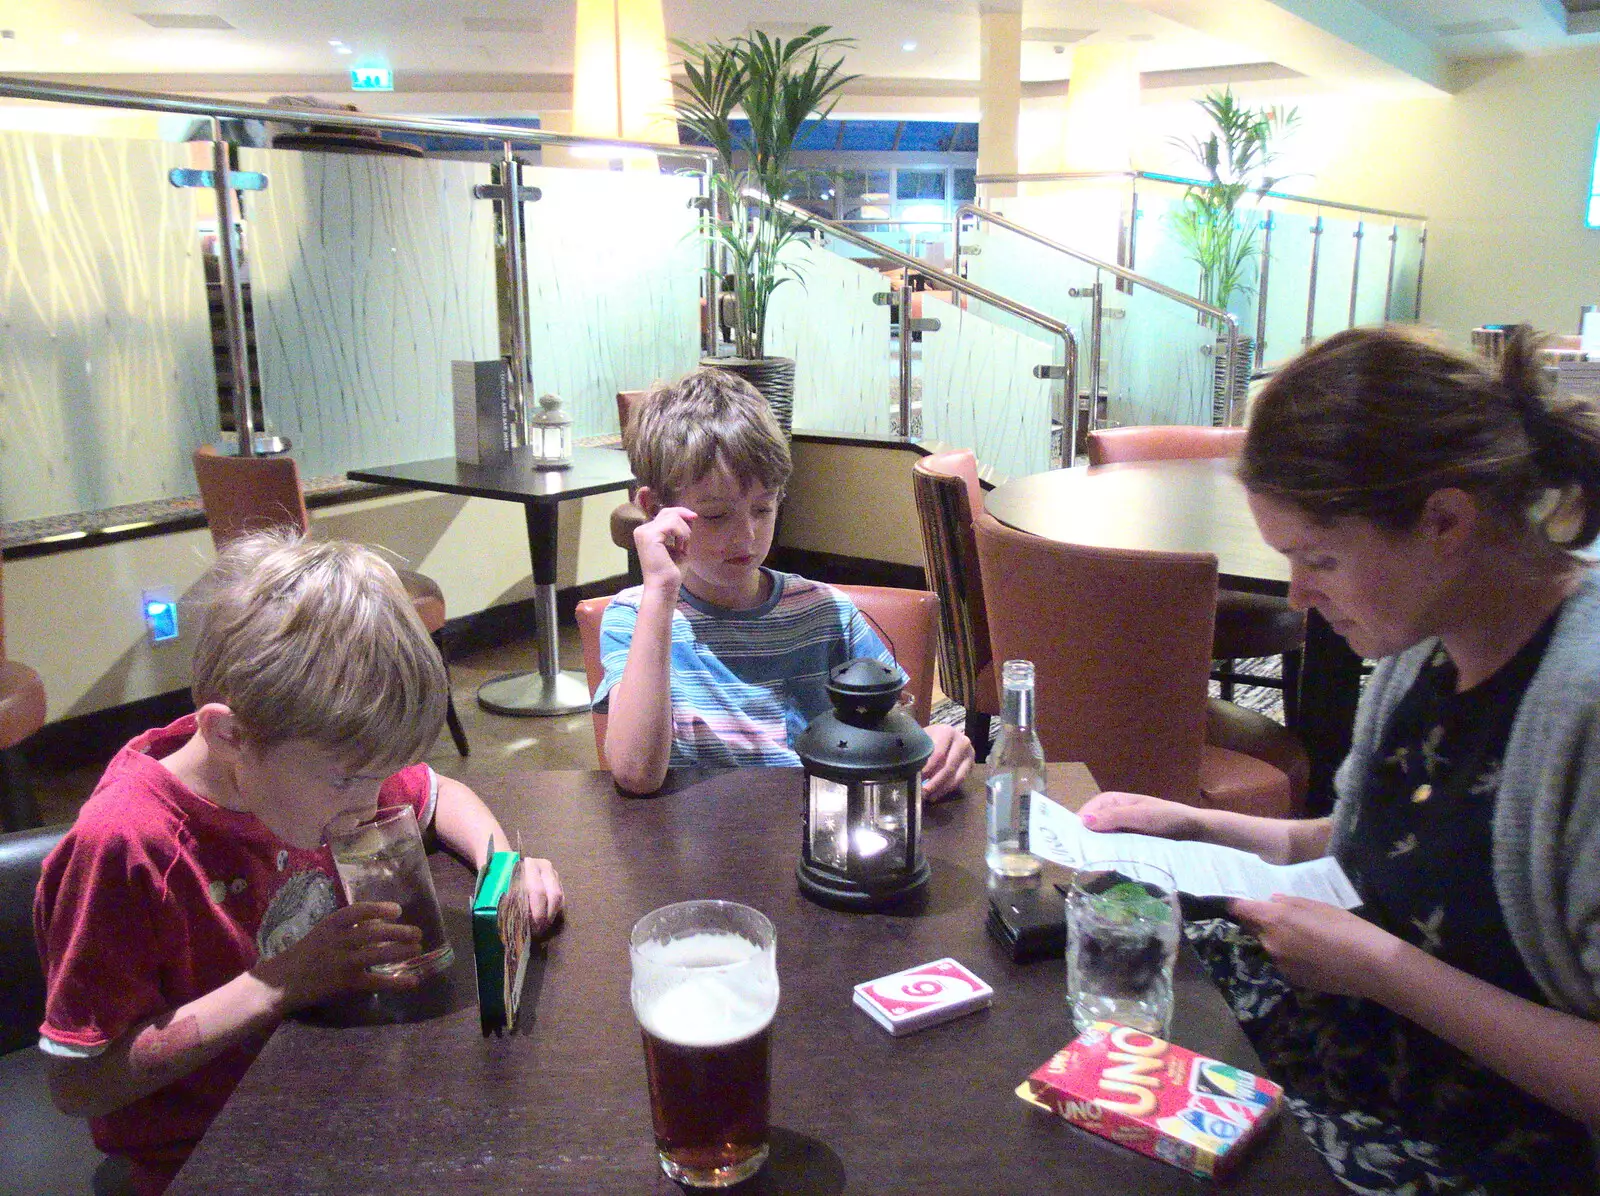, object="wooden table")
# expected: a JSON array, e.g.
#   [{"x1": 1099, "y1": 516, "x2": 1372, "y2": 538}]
[
  {"x1": 985, "y1": 458, "x2": 1363, "y2": 814},
  {"x1": 350, "y1": 446, "x2": 635, "y2": 716},
  {"x1": 169, "y1": 767, "x2": 1337, "y2": 1195}
]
